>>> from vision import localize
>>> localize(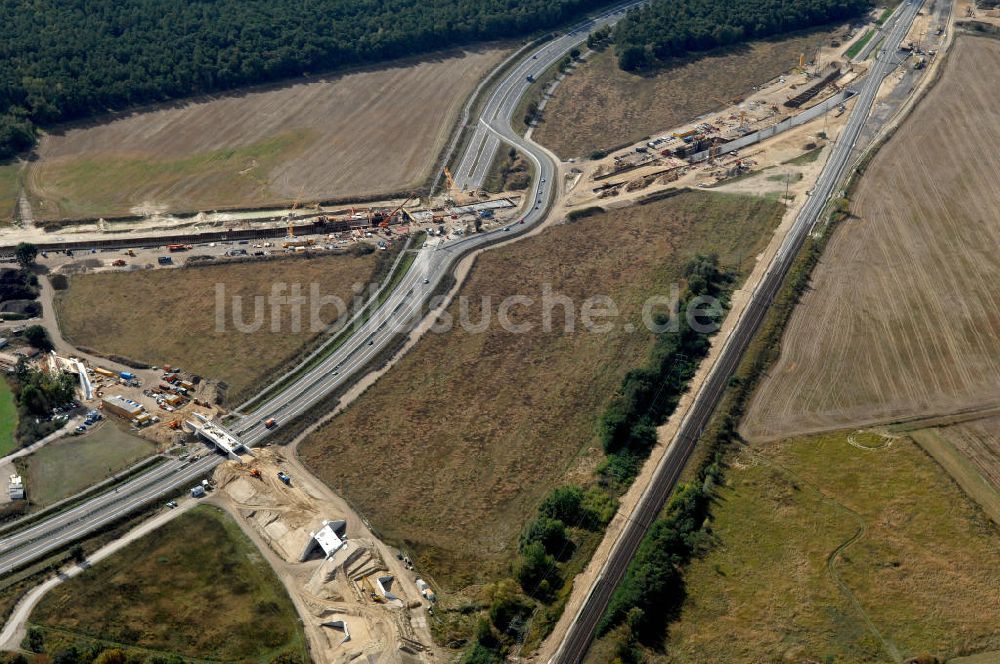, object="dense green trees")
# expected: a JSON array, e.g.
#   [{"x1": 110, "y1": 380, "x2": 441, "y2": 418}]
[
  {"x1": 0, "y1": 0, "x2": 614, "y2": 158},
  {"x1": 613, "y1": 0, "x2": 871, "y2": 70},
  {"x1": 598, "y1": 254, "x2": 734, "y2": 485}
]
